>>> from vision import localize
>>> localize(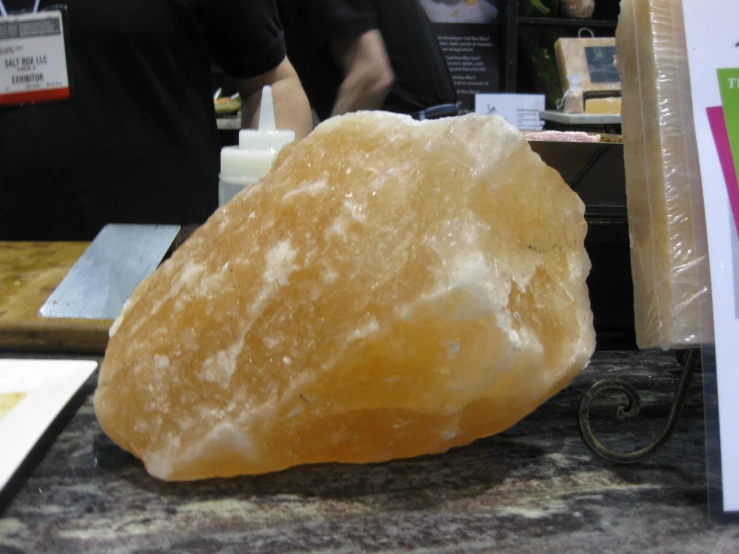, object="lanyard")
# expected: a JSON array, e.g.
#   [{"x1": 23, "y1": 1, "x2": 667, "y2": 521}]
[{"x1": 0, "y1": 1, "x2": 41, "y2": 17}]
